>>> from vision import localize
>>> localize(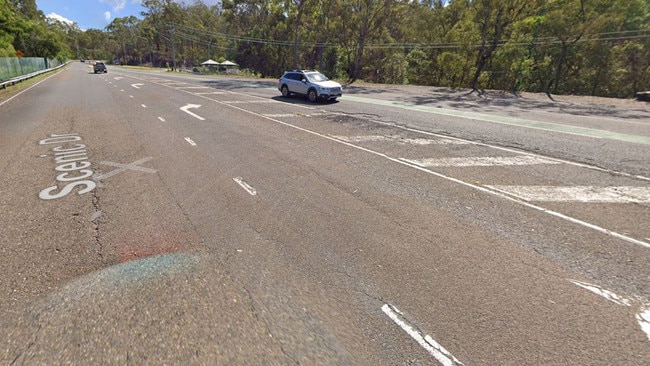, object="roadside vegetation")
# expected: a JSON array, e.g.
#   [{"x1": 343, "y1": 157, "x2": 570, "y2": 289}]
[{"x1": 1, "y1": 0, "x2": 649, "y2": 98}]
